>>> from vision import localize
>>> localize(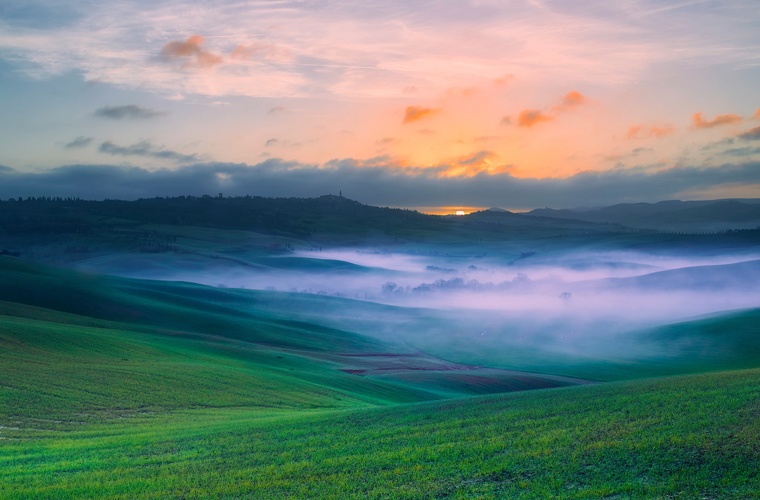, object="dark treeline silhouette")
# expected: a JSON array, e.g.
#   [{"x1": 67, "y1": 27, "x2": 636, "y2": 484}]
[
  {"x1": 0, "y1": 195, "x2": 431, "y2": 238},
  {"x1": 1, "y1": 195, "x2": 759, "y2": 242}
]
